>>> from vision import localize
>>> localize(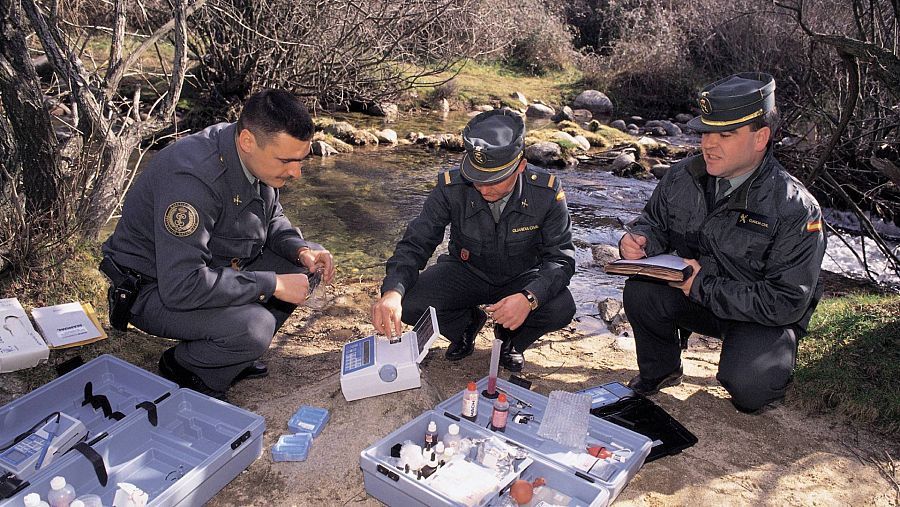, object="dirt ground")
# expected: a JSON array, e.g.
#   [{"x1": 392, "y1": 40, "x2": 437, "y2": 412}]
[
  {"x1": 2, "y1": 276, "x2": 897, "y2": 506},
  {"x1": 196, "y1": 278, "x2": 899, "y2": 507}
]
